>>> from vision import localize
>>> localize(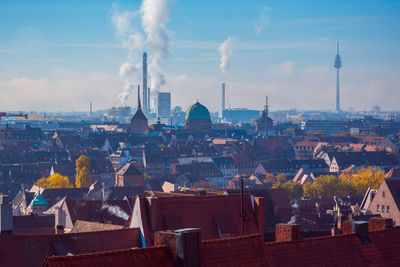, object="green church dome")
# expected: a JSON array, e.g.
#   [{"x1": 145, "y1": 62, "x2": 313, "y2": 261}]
[
  {"x1": 31, "y1": 193, "x2": 48, "y2": 207},
  {"x1": 185, "y1": 101, "x2": 211, "y2": 120}
]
